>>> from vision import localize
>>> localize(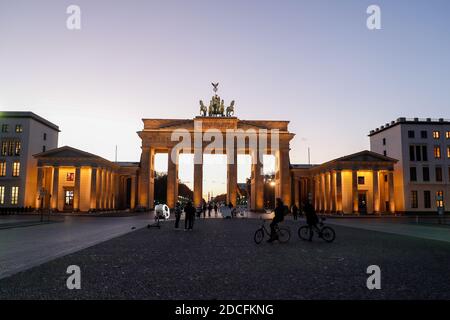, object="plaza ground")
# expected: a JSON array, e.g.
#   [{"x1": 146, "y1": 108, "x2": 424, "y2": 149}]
[{"x1": 1, "y1": 215, "x2": 450, "y2": 299}]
